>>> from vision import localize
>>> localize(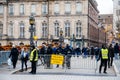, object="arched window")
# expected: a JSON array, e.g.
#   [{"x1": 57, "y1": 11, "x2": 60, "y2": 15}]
[
  {"x1": 42, "y1": 21, "x2": 47, "y2": 38},
  {"x1": 76, "y1": 20, "x2": 82, "y2": 37},
  {"x1": 65, "y1": 21, "x2": 70, "y2": 37},
  {"x1": 8, "y1": 21, "x2": 13, "y2": 37},
  {"x1": 19, "y1": 22, "x2": 25, "y2": 38},
  {"x1": 54, "y1": 21, "x2": 59, "y2": 37}
]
